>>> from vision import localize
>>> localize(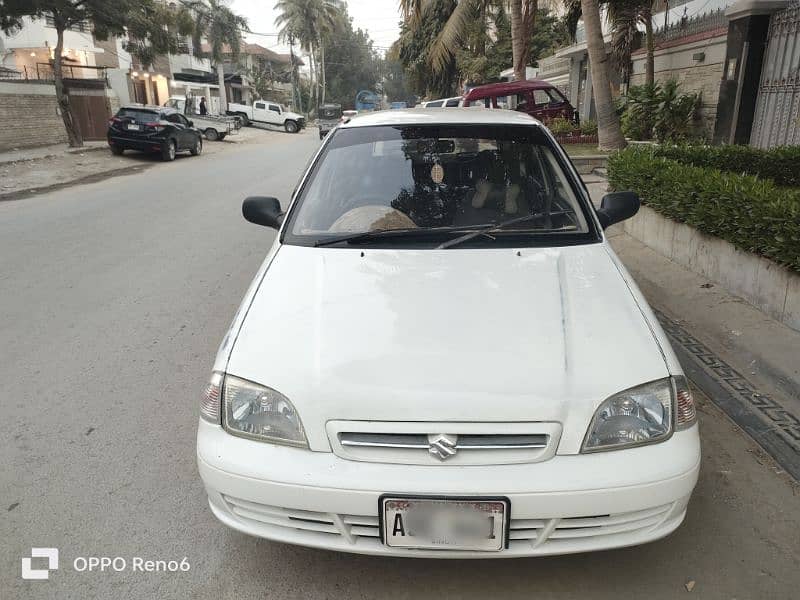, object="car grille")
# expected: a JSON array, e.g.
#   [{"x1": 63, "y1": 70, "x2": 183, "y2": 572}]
[
  {"x1": 327, "y1": 421, "x2": 561, "y2": 465},
  {"x1": 222, "y1": 495, "x2": 674, "y2": 551},
  {"x1": 222, "y1": 495, "x2": 380, "y2": 543}
]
